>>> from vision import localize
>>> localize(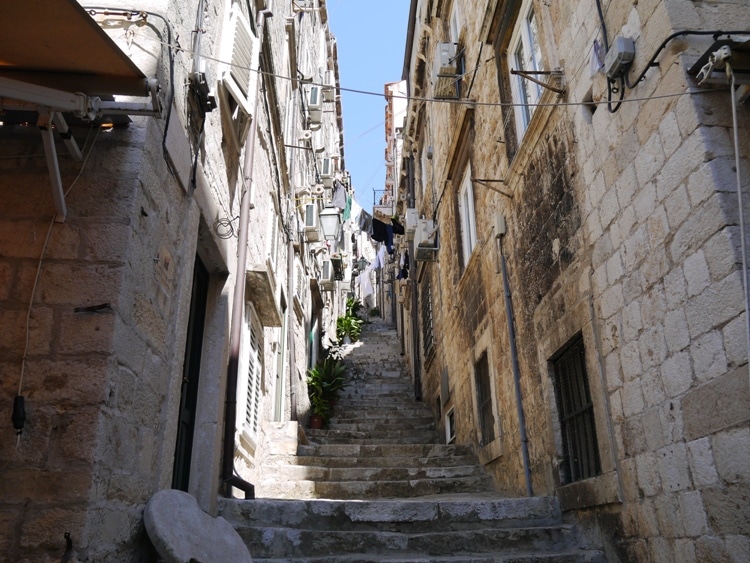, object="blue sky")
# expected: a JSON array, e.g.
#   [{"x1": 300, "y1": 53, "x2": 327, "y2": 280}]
[{"x1": 326, "y1": 1, "x2": 411, "y2": 211}]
